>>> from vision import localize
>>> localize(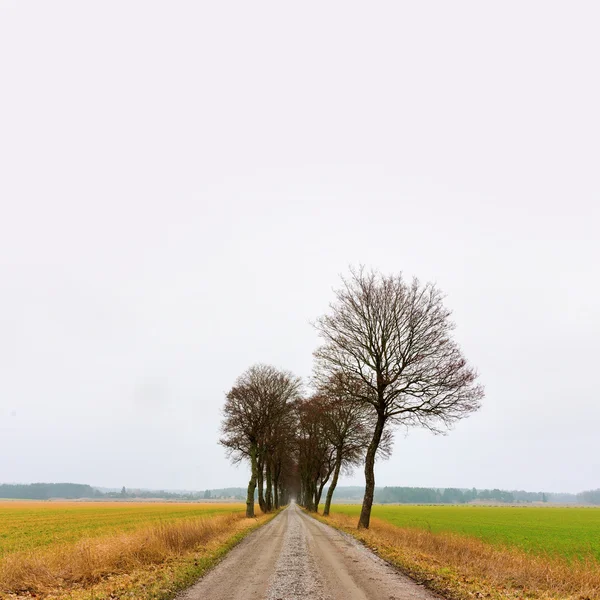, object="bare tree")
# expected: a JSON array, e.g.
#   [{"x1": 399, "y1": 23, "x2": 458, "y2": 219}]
[
  {"x1": 314, "y1": 268, "x2": 484, "y2": 528},
  {"x1": 296, "y1": 396, "x2": 336, "y2": 512},
  {"x1": 318, "y1": 372, "x2": 392, "y2": 516},
  {"x1": 220, "y1": 364, "x2": 301, "y2": 518}
]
